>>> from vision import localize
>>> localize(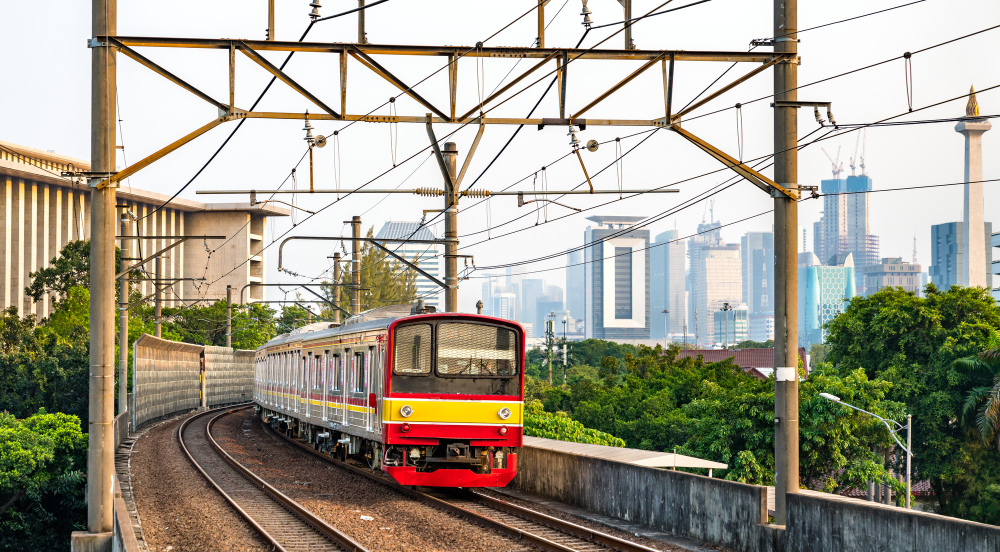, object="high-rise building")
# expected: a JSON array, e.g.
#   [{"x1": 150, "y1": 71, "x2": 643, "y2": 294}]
[
  {"x1": 688, "y1": 220, "x2": 741, "y2": 346},
  {"x1": 749, "y1": 313, "x2": 775, "y2": 343},
  {"x1": 713, "y1": 304, "x2": 749, "y2": 347},
  {"x1": 929, "y1": 221, "x2": 993, "y2": 290},
  {"x1": 798, "y1": 251, "x2": 856, "y2": 347},
  {"x1": 584, "y1": 215, "x2": 650, "y2": 340},
  {"x1": 992, "y1": 231, "x2": 1000, "y2": 303},
  {"x1": 491, "y1": 292, "x2": 517, "y2": 321},
  {"x1": 813, "y1": 175, "x2": 879, "y2": 292},
  {"x1": 520, "y1": 278, "x2": 545, "y2": 331},
  {"x1": 741, "y1": 231, "x2": 774, "y2": 316},
  {"x1": 859, "y1": 257, "x2": 923, "y2": 295},
  {"x1": 375, "y1": 221, "x2": 443, "y2": 309},
  {"x1": 956, "y1": 86, "x2": 991, "y2": 288},
  {"x1": 565, "y1": 249, "x2": 585, "y2": 322},
  {"x1": 650, "y1": 229, "x2": 686, "y2": 341}
]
